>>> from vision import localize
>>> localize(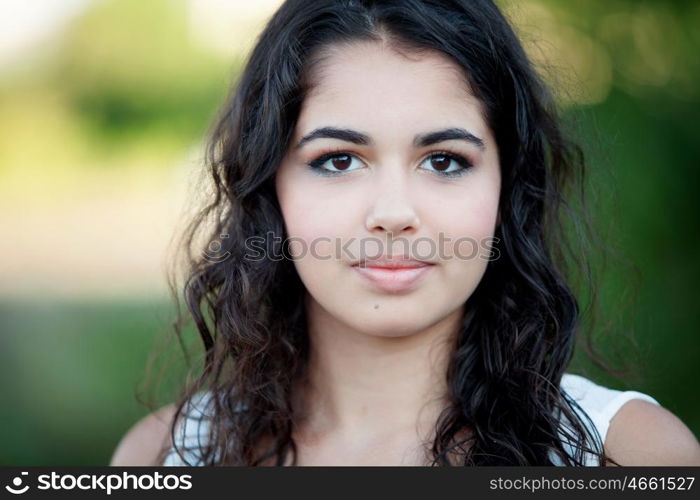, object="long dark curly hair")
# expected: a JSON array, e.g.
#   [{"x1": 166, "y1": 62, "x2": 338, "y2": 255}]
[{"x1": 159, "y1": 0, "x2": 626, "y2": 466}]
